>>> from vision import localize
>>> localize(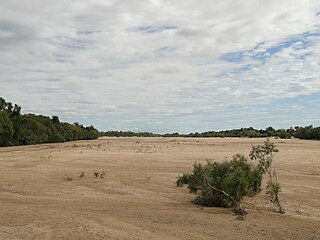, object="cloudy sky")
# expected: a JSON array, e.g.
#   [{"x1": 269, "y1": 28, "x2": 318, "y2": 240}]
[{"x1": 1, "y1": 0, "x2": 320, "y2": 133}]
